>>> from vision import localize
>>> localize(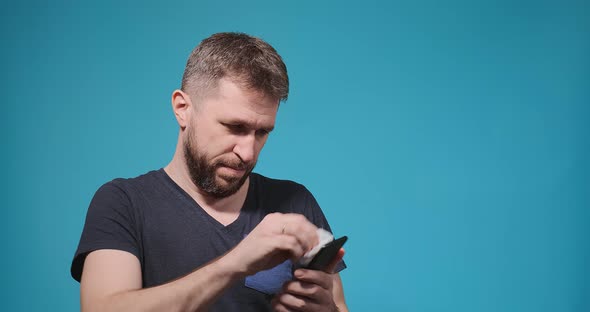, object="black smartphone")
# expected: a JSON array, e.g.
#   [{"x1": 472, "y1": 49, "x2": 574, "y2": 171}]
[{"x1": 304, "y1": 236, "x2": 348, "y2": 272}]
